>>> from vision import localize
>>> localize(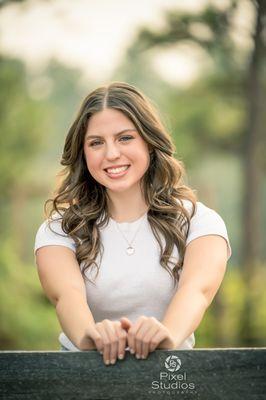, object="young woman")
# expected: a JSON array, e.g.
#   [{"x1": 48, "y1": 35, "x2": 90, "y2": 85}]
[{"x1": 34, "y1": 81, "x2": 231, "y2": 366}]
